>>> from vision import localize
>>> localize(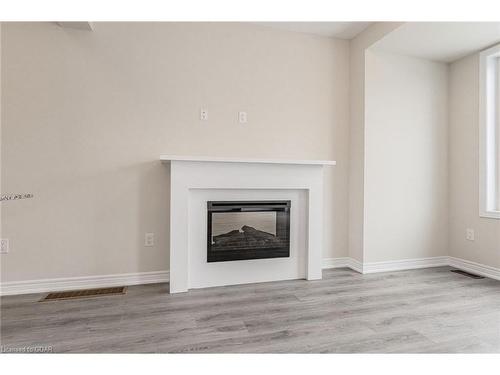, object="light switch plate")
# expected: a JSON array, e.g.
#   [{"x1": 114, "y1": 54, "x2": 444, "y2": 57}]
[
  {"x1": 200, "y1": 109, "x2": 208, "y2": 121},
  {"x1": 145, "y1": 233, "x2": 155, "y2": 247},
  {"x1": 238, "y1": 111, "x2": 247, "y2": 124}
]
